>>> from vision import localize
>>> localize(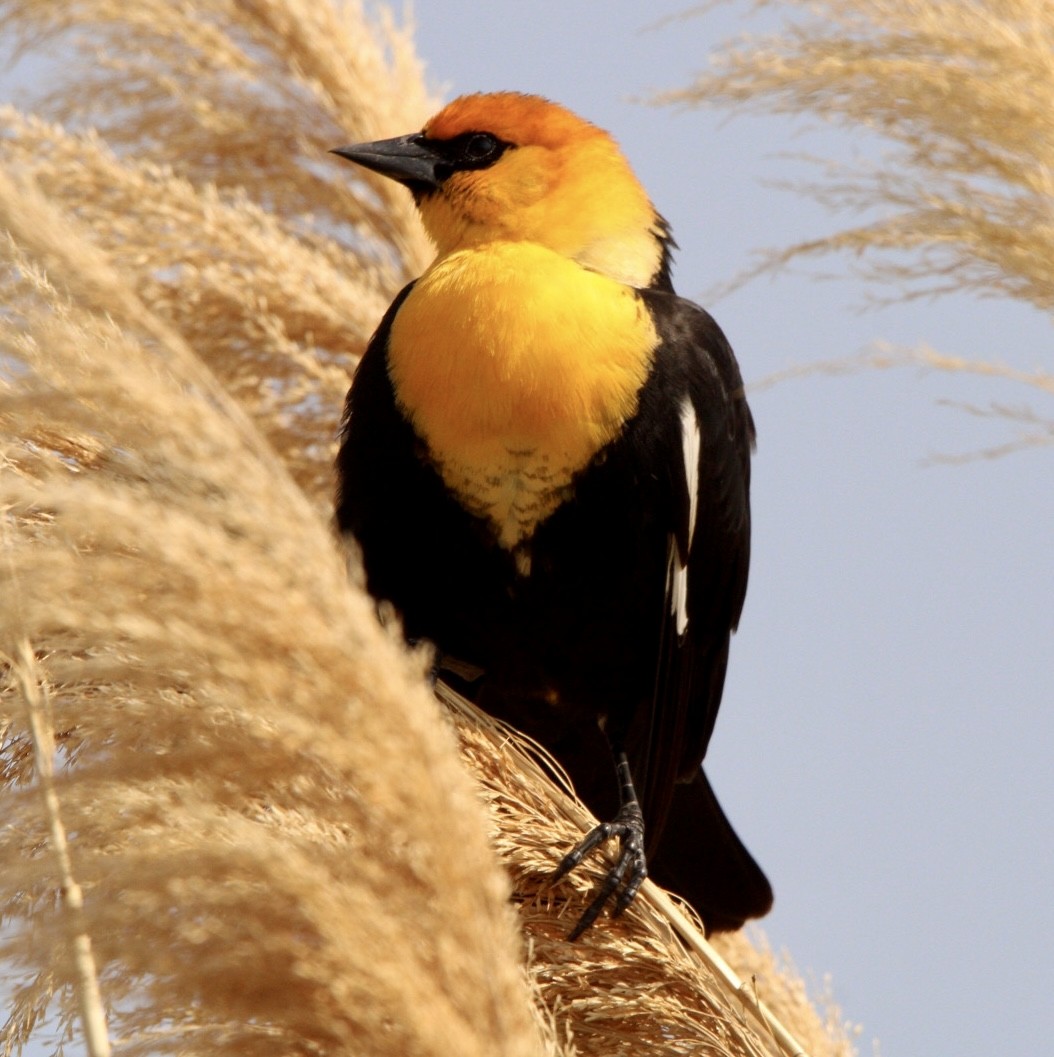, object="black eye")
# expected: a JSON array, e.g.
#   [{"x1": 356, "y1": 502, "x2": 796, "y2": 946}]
[
  {"x1": 462, "y1": 132, "x2": 500, "y2": 162},
  {"x1": 423, "y1": 130, "x2": 510, "y2": 185}
]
